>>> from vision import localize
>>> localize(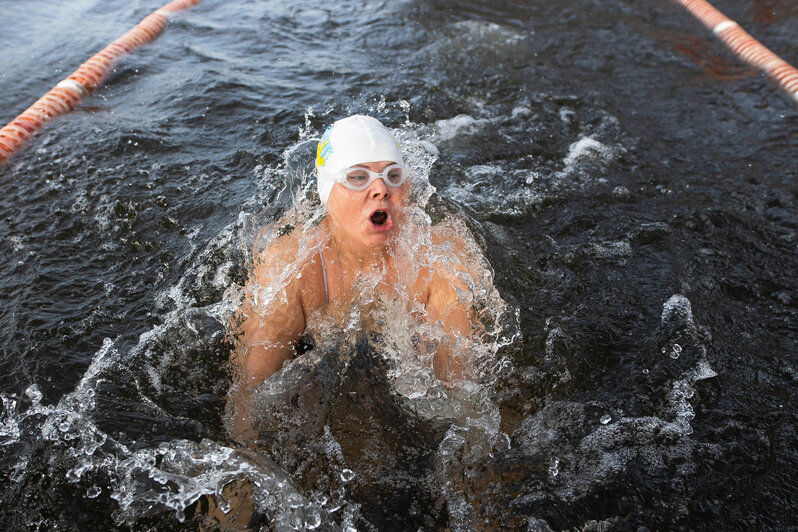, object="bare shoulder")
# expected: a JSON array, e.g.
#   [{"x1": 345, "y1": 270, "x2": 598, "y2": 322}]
[
  {"x1": 429, "y1": 215, "x2": 473, "y2": 251},
  {"x1": 251, "y1": 229, "x2": 298, "y2": 279},
  {"x1": 250, "y1": 224, "x2": 323, "y2": 284},
  {"x1": 428, "y1": 215, "x2": 486, "y2": 283}
]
